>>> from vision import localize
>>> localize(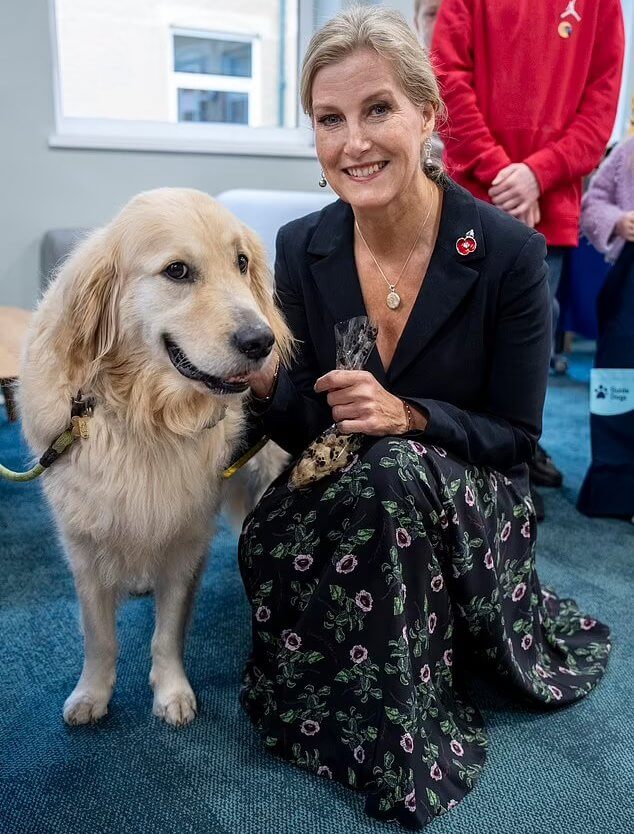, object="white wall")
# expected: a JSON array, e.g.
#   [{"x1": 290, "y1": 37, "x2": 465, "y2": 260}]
[{"x1": 0, "y1": 1, "x2": 320, "y2": 309}]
